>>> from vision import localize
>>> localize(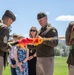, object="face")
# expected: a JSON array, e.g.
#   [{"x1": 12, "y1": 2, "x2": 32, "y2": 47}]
[
  {"x1": 38, "y1": 16, "x2": 47, "y2": 27},
  {"x1": 13, "y1": 37, "x2": 18, "y2": 42},
  {"x1": 30, "y1": 28, "x2": 37, "y2": 37},
  {"x1": 5, "y1": 18, "x2": 13, "y2": 27}
]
